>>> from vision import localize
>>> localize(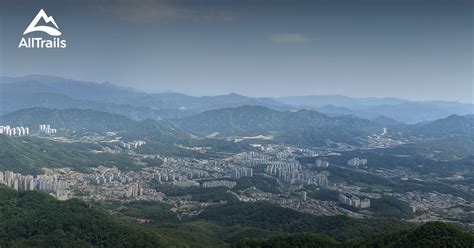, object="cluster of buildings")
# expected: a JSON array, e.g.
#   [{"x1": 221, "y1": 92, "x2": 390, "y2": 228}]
[
  {"x1": 0, "y1": 124, "x2": 58, "y2": 136},
  {"x1": 126, "y1": 183, "x2": 144, "y2": 198},
  {"x1": 230, "y1": 167, "x2": 253, "y2": 179},
  {"x1": 0, "y1": 125, "x2": 30, "y2": 136},
  {"x1": 202, "y1": 180, "x2": 236, "y2": 188},
  {"x1": 153, "y1": 172, "x2": 178, "y2": 183},
  {"x1": 264, "y1": 163, "x2": 329, "y2": 188},
  {"x1": 0, "y1": 171, "x2": 35, "y2": 190},
  {"x1": 338, "y1": 194, "x2": 371, "y2": 208},
  {"x1": 75, "y1": 167, "x2": 165, "y2": 201},
  {"x1": 0, "y1": 171, "x2": 69, "y2": 200},
  {"x1": 276, "y1": 151, "x2": 294, "y2": 160},
  {"x1": 234, "y1": 151, "x2": 272, "y2": 167},
  {"x1": 39, "y1": 124, "x2": 57, "y2": 135},
  {"x1": 347, "y1": 157, "x2": 368, "y2": 166},
  {"x1": 149, "y1": 160, "x2": 213, "y2": 184},
  {"x1": 172, "y1": 180, "x2": 200, "y2": 187},
  {"x1": 271, "y1": 147, "x2": 319, "y2": 158},
  {"x1": 121, "y1": 140, "x2": 146, "y2": 149},
  {"x1": 85, "y1": 172, "x2": 131, "y2": 184},
  {"x1": 397, "y1": 191, "x2": 466, "y2": 215},
  {"x1": 315, "y1": 159, "x2": 330, "y2": 168},
  {"x1": 152, "y1": 170, "x2": 209, "y2": 184}
]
